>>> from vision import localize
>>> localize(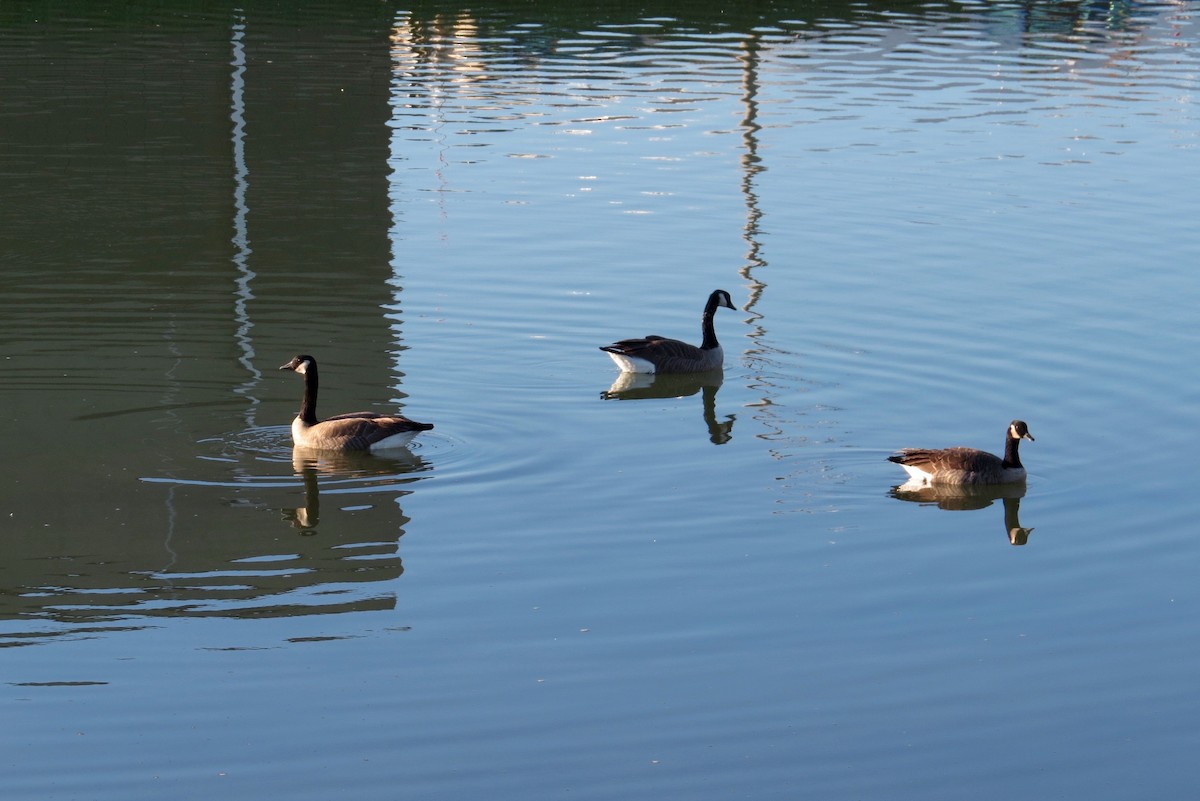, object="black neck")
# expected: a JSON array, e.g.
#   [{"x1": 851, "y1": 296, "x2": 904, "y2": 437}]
[
  {"x1": 700, "y1": 295, "x2": 722, "y2": 350},
  {"x1": 1002, "y1": 432, "x2": 1023, "y2": 469},
  {"x1": 298, "y1": 365, "x2": 319, "y2": 424}
]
